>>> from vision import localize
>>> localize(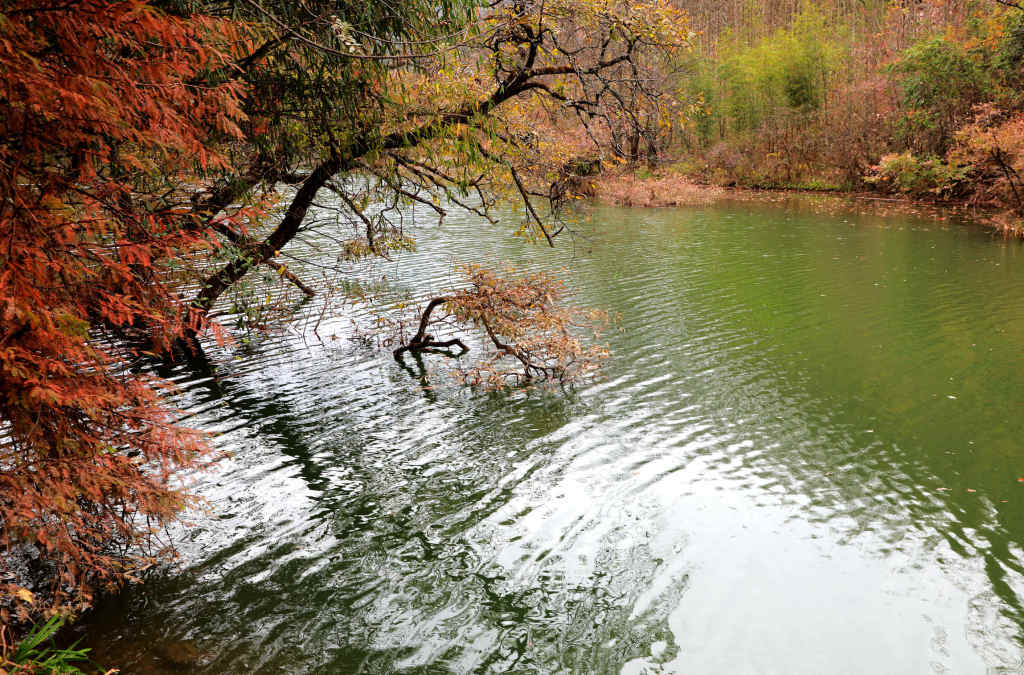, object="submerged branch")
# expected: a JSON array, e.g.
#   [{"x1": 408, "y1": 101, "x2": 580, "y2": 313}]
[{"x1": 393, "y1": 297, "x2": 470, "y2": 360}]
